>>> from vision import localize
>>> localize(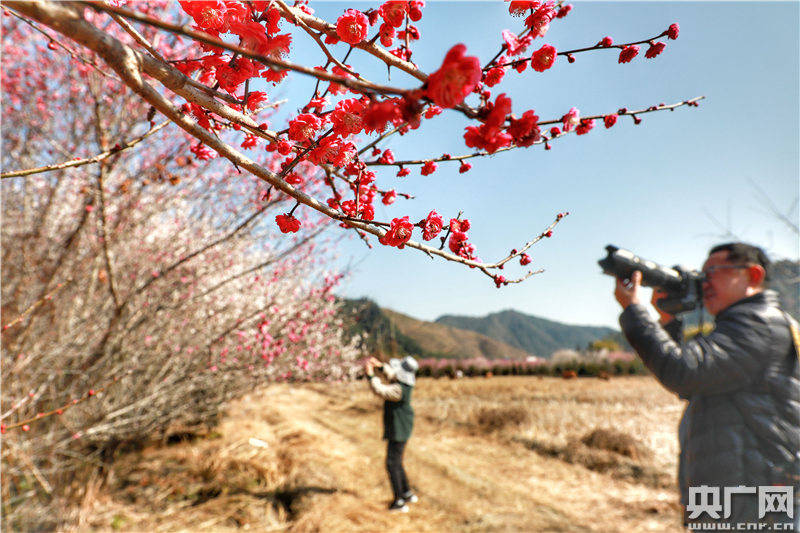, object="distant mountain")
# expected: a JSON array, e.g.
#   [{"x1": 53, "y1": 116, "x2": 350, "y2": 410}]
[
  {"x1": 435, "y1": 310, "x2": 619, "y2": 358},
  {"x1": 339, "y1": 298, "x2": 533, "y2": 360},
  {"x1": 381, "y1": 308, "x2": 534, "y2": 360},
  {"x1": 339, "y1": 299, "x2": 619, "y2": 359}
]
